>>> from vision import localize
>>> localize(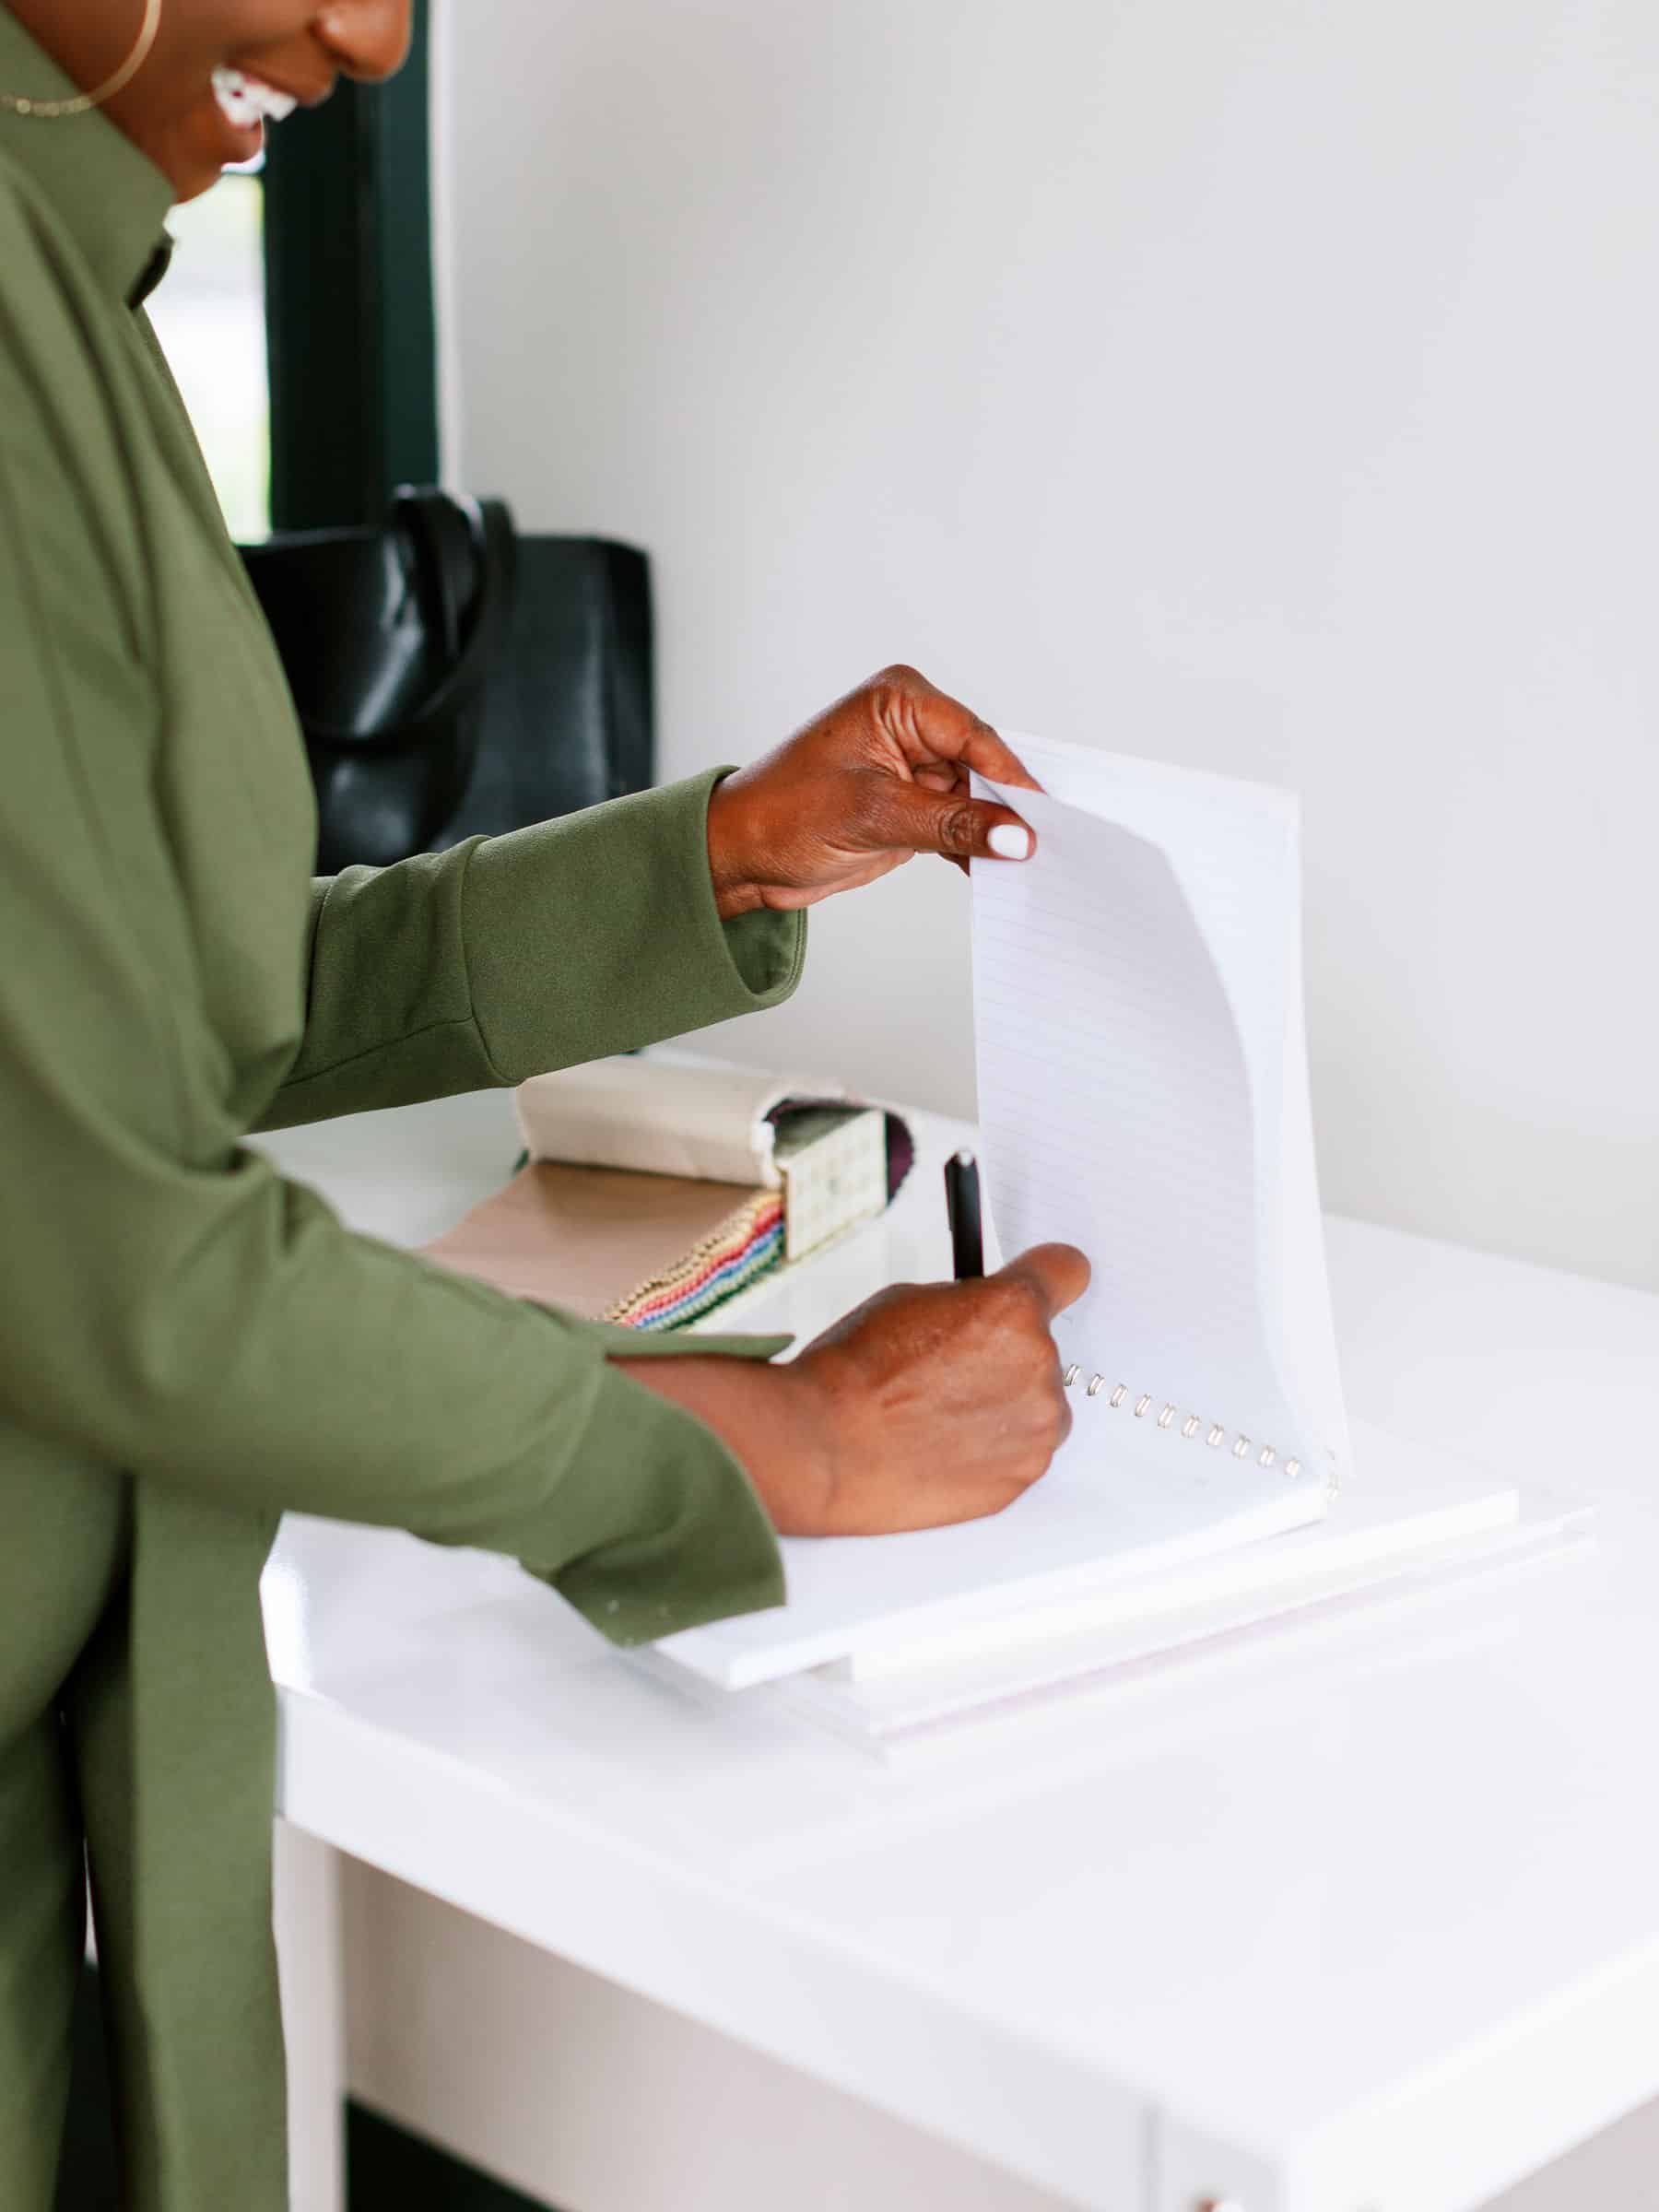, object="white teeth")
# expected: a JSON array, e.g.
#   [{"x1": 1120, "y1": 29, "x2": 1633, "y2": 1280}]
[
  {"x1": 211, "y1": 66, "x2": 298, "y2": 129},
  {"x1": 253, "y1": 81, "x2": 299, "y2": 123},
  {"x1": 211, "y1": 67, "x2": 258, "y2": 129}
]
